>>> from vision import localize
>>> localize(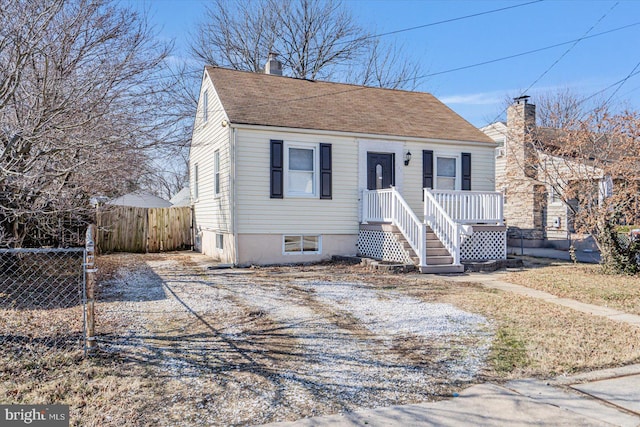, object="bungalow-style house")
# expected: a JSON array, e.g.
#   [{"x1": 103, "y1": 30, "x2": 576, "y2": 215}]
[
  {"x1": 481, "y1": 96, "x2": 609, "y2": 249},
  {"x1": 190, "y1": 57, "x2": 506, "y2": 272}
]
